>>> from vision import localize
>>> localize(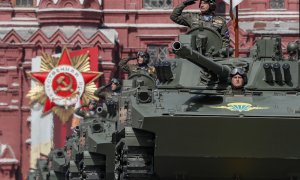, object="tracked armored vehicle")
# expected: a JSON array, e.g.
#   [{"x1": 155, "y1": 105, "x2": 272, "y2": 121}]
[{"x1": 29, "y1": 26, "x2": 300, "y2": 180}]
